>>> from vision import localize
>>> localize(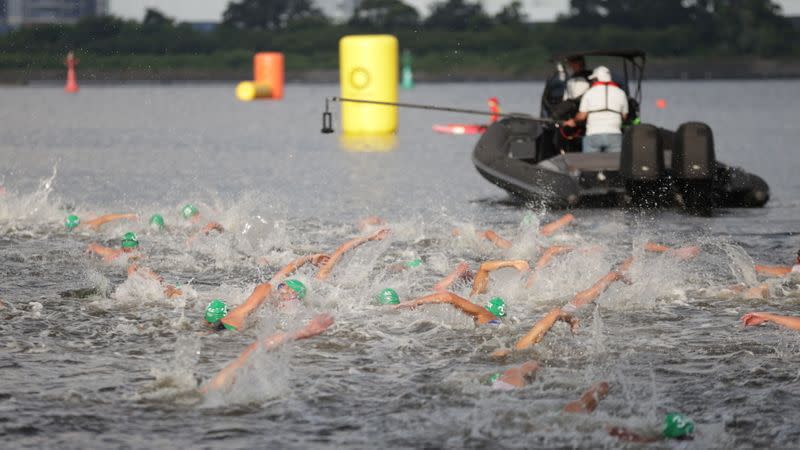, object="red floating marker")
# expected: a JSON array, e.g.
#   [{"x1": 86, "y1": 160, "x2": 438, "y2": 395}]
[
  {"x1": 656, "y1": 98, "x2": 667, "y2": 109},
  {"x1": 64, "y1": 51, "x2": 79, "y2": 93}
]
